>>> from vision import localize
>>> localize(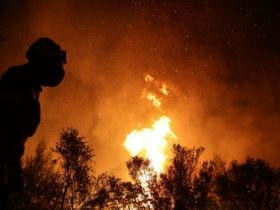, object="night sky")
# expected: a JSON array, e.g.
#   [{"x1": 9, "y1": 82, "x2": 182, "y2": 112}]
[{"x1": 0, "y1": 0, "x2": 280, "y2": 178}]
